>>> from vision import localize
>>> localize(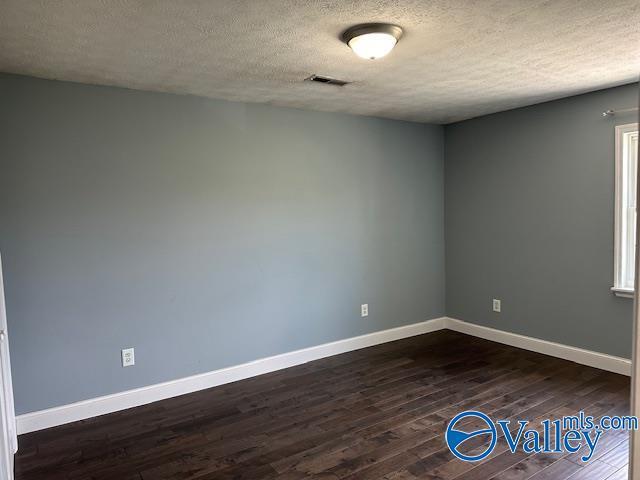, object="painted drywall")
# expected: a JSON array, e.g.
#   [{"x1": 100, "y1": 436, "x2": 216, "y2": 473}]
[
  {"x1": 0, "y1": 74, "x2": 445, "y2": 414},
  {"x1": 445, "y1": 83, "x2": 639, "y2": 358}
]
